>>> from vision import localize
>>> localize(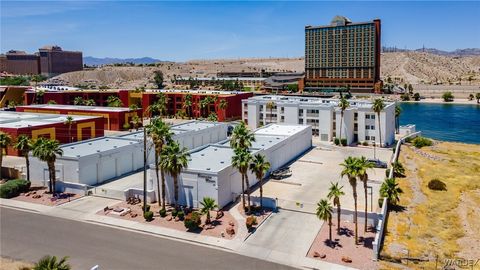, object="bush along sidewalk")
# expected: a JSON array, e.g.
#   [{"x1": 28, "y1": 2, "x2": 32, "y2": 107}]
[{"x1": 0, "y1": 179, "x2": 31, "y2": 198}]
